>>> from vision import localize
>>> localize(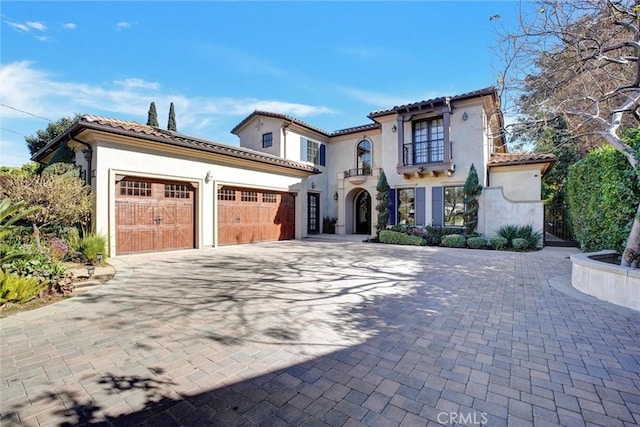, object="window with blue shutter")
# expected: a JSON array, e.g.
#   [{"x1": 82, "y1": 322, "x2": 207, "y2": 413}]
[
  {"x1": 388, "y1": 188, "x2": 396, "y2": 225},
  {"x1": 319, "y1": 144, "x2": 326, "y2": 166},
  {"x1": 415, "y1": 187, "x2": 426, "y2": 226},
  {"x1": 431, "y1": 186, "x2": 443, "y2": 226}
]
